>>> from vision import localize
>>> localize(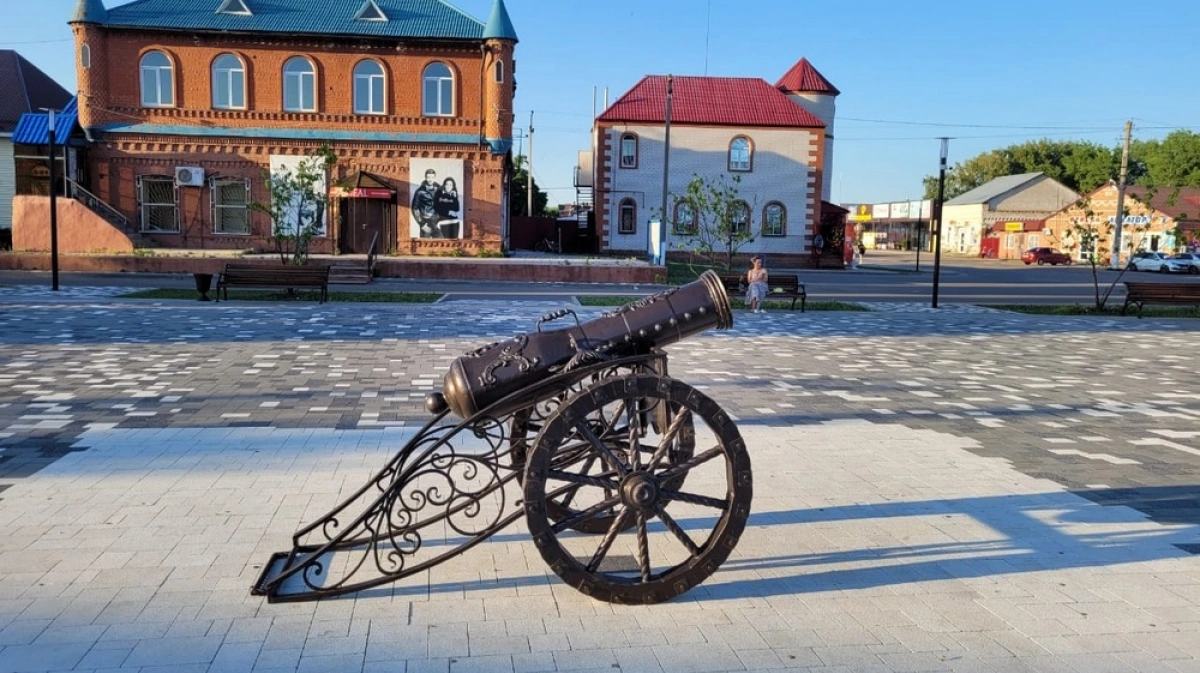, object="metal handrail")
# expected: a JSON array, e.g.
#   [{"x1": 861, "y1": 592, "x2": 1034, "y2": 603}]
[
  {"x1": 366, "y1": 230, "x2": 379, "y2": 275},
  {"x1": 65, "y1": 178, "x2": 129, "y2": 230}
]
